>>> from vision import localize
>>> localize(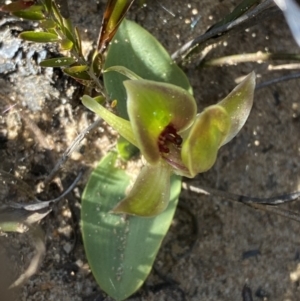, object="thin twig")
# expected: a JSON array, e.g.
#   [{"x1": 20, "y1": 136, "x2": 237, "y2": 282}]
[
  {"x1": 7, "y1": 171, "x2": 83, "y2": 211},
  {"x1": 44, "y1": 118, "x2": 102, "y2": 184},
  {"x1": 183, "y1": 183, "x2": 300, "y2": 222},
  {"x1": 256, "y1": 72, "x2": 300, "y2": 89},
  {"x1": 183, "y1": 183, "x2": 300, "y2": 205},
  {"x1": 250, "y1": 203, "x2": 300, "y2": 223},
  {"x1": 171, "y1": 0, "x2": 277, "y2": 61}
]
